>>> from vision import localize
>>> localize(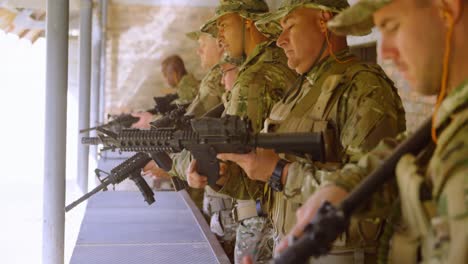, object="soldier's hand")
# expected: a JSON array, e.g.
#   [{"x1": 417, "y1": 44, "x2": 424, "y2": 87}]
[
  {"x1": 142, "y1": 160, "x2": 171, "y2": 178},
  {"x1": 187, "y1": 160, "x2": 208, "y2": 188},
  {"x1": 242, "y1": 255, "x2": 253, "y2": 264},
  {"x1": 275, "y1": 185, "x2": 349, "y2": 255},
  {"x1": 217, "y1": 148, "x2": 280, "y2": 182},
  {"x1": 130, "y1": 111, "x2": 153, "y2": 129}
]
